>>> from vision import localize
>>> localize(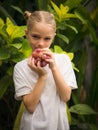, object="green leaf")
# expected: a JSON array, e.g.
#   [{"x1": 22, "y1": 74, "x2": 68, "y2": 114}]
[
  {"x1": 51, "y1": 1, "x2": 60, "y2": 17},
  {"x1": 62, "y1": 13, "x2": 77, "y2": 19},
  {"x1": 87, "y1": 22, "x2": 98, "y2": 46},
  {"x1": 66, "y1": 104, "x2": 72, "y2": 124},
  {"x1": 66, "y1": 23, "x2": 78, "y2": 33},
  {"x1": 13, "y1": 102, "x2": 25, "y2": 130},
  {"x1": 74, "y1": 5, "x2": 91, "y2": 24},
  {"x1": 54, "y1": 45, "x2": 63, "y2": 53},
  {"x1": 7, "y1": 25, "x2": 18, "y2": 36},
  {"x1": 6, "y1": 18, "x2": 17, "y2": 36},
  {"x1": 51, "y1": 1, "x2": 77, "y2": 22},
  {"x1": 0, "y1": 18, "x2": 4, "y2": 29},
  {"x1": 0, "y1": 47, "x2": 10, "y2": 60},
  {"x1": 6, "y1": 18, "x2": 26, "y2": 39},
  {"x1": 11, "y1": 26, "x2": 26, "y2": 39},
  {"x1": 64, "y1": 0, "x2": 82, "y2": 10},
  {"x1": 74, "y1": 10, "x2": 86, "y2": 24},
  {"x1": 67, "y1": 53, "x2": 74, "y2": 60},
  {"x1": 11, "y1": 52, "x2": 25, "y2": 63},
  {"x1": 56, "y1": 21, "x2": 67, "y2": 30},
  {"x1": 0, "y1": 29, "x2": 8, "y2": 41},
  {"x1": 56, "y1": 33, "x2": 69, "y2": 44},
  {"x1": 7, "y1": 67, "x2": 14, "y2": 76},
  {"x1": 0, "y1": 5, "x2": 16, "y2": 24},
  {"x1": 88, "y1": 124, "x2": 98, "y2": 130},
  {"x1": 10, "y1": 43, "x2": 22, "y2": 49},
  {"x1": 21, "y1": 39, "x2": 32, "y2": 57},
  {"x1": 75, "y1": 6, "x2": 98, "y2": 45},
  {"x1": 72, "y1": 62, "x2": 79, "y2": 72},
  {"x1": 6, "y1": 17, "x2": 14, "y2": 28},
  {"x1": 11, "y1": 5, "x2": 24, "y2": 15},
  {"x1": 69, "y1": 104, "x2": 97, "y2": 115},
  {"x1": 60, "y1": 4, "x2": 69, "y2": 14},
  {"x1": 0, "y1": 75, "x2": 11, "y2": 99}
]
